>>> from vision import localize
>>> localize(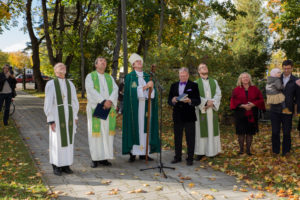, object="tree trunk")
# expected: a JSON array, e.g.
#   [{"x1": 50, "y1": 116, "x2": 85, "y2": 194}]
[
  {"x1": 121, "y1": 0, "x2": 128, "y2": 75},
  {"x1": 26, "y1": 0, "x2": 45, "y2": 91},
  {"x1": 65, "y1": 54, "x2": 74, "y2": 78},
  {"x1": 41, "y1": 0, "x2": 56, "y2": 66},
  {"x1": 79, "y1": 2, "x2": 85, "y2": 98},
  {"x1": 112, "y1": 2, "x2": 122, "y2": 80},
  {"x1": 158, "y1": 0, "x2": 165, "y2": 47},
  {"x1": 56, "y1": 3, "x2": 64, "y2": 62}
]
